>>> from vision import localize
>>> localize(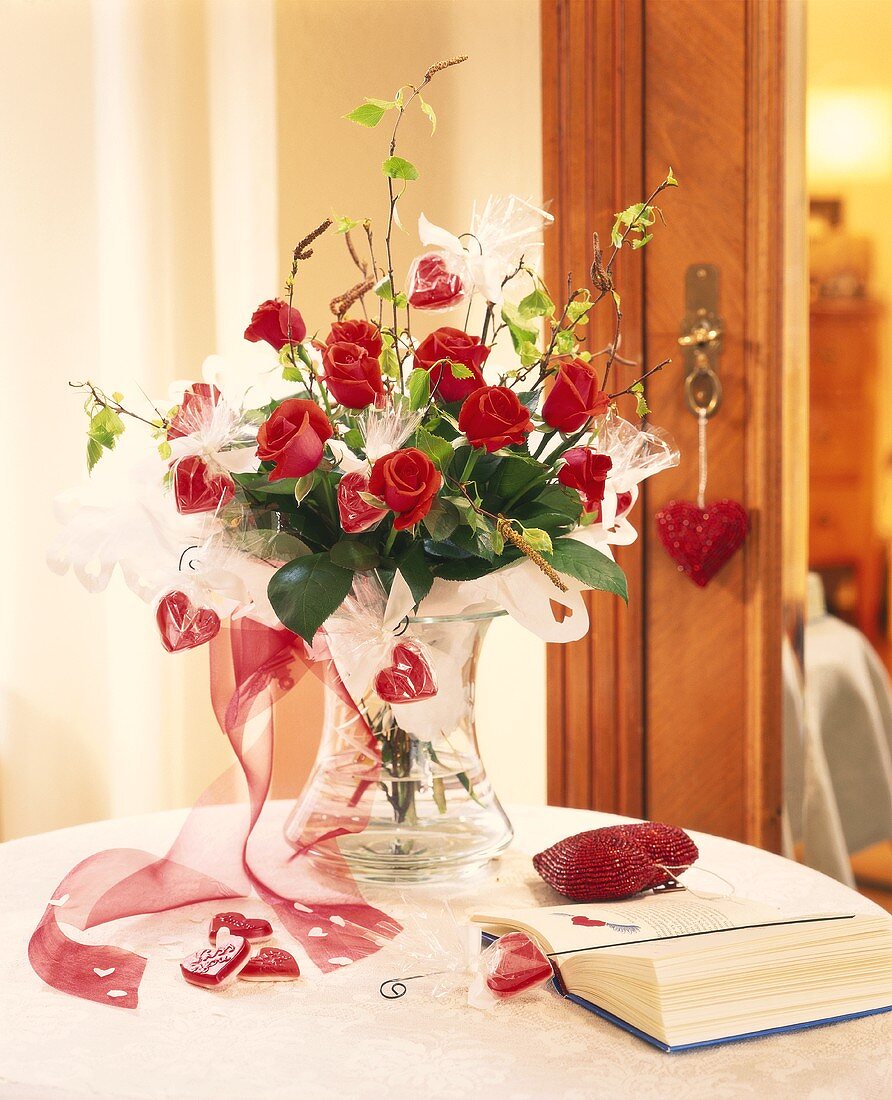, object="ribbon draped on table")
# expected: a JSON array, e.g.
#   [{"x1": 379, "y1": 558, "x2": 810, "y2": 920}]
[{"x1": 28, "y1": 618, "x2": 401, "y2": 1010}]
